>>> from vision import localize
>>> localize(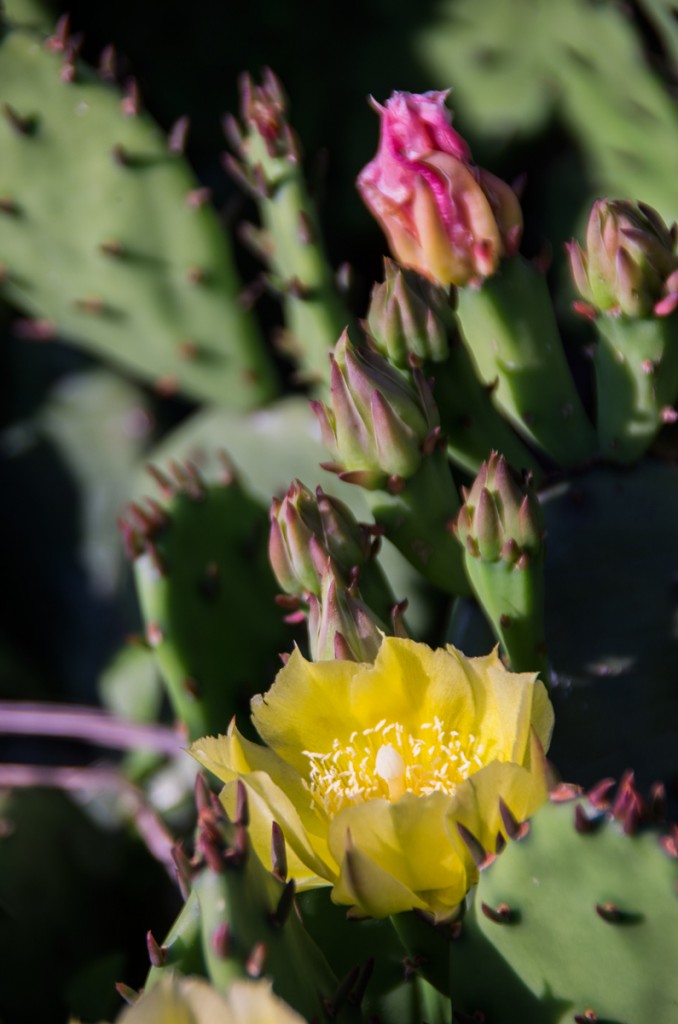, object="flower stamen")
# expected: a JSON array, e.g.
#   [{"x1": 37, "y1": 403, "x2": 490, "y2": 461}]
[{"x1": 302, "y1": 718, "x2": 487, "y2": 816}]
